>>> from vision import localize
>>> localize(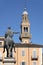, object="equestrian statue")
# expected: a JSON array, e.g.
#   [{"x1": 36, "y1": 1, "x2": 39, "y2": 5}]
[{"x1": 3, "y1": 27, "x2": 19, "y2": 57}]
